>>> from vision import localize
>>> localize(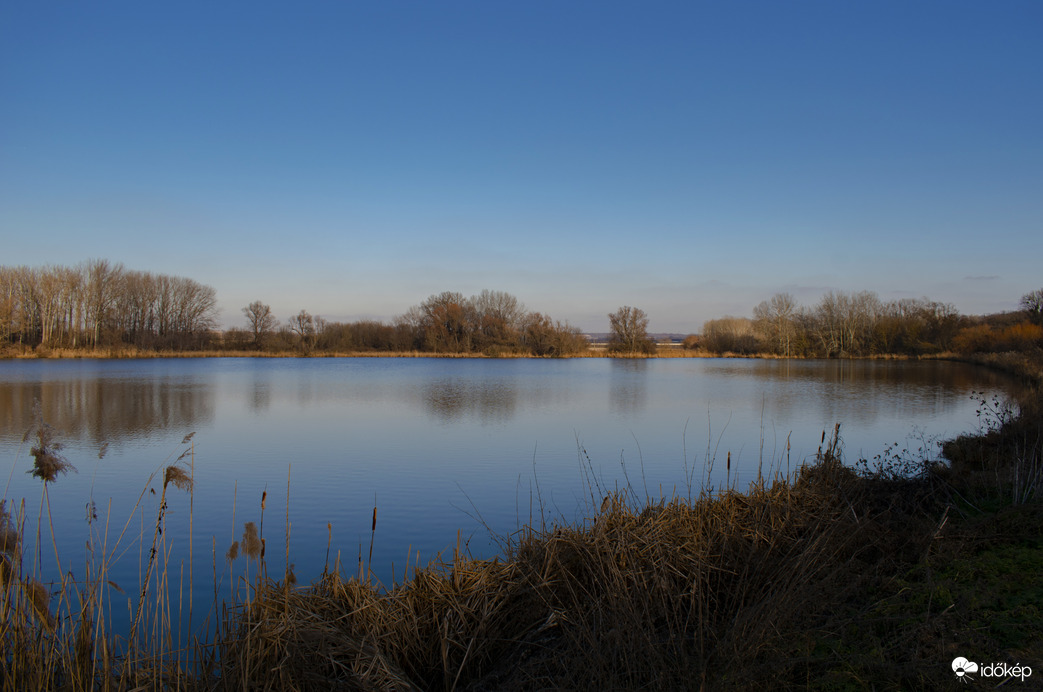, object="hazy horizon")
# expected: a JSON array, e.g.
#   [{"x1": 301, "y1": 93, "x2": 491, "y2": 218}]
[{"x1": 3, "y1": 2, "x2": 1040, "y2": 332}]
